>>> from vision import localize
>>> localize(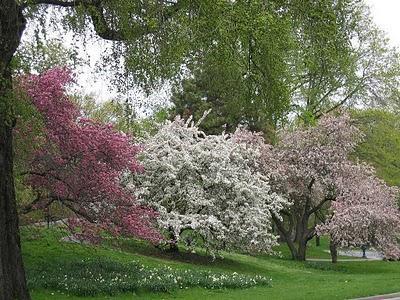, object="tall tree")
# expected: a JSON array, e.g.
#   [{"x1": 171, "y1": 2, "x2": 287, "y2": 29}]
[
  {"x1": 171, "y1": 1, "x2": 400, "y2": 129},
  {"x1": 0, "y1": 2, "x2": 29, "y2": 298},
  {"x1": 2, "y1": 0, "x2": 287, "y2": 298},
  {"x1": 290, "y1": 1, "x2": 400, "y2": 122},
  {"x1": 170, "y1": 0, "x2": 293, "y2": 135}
]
